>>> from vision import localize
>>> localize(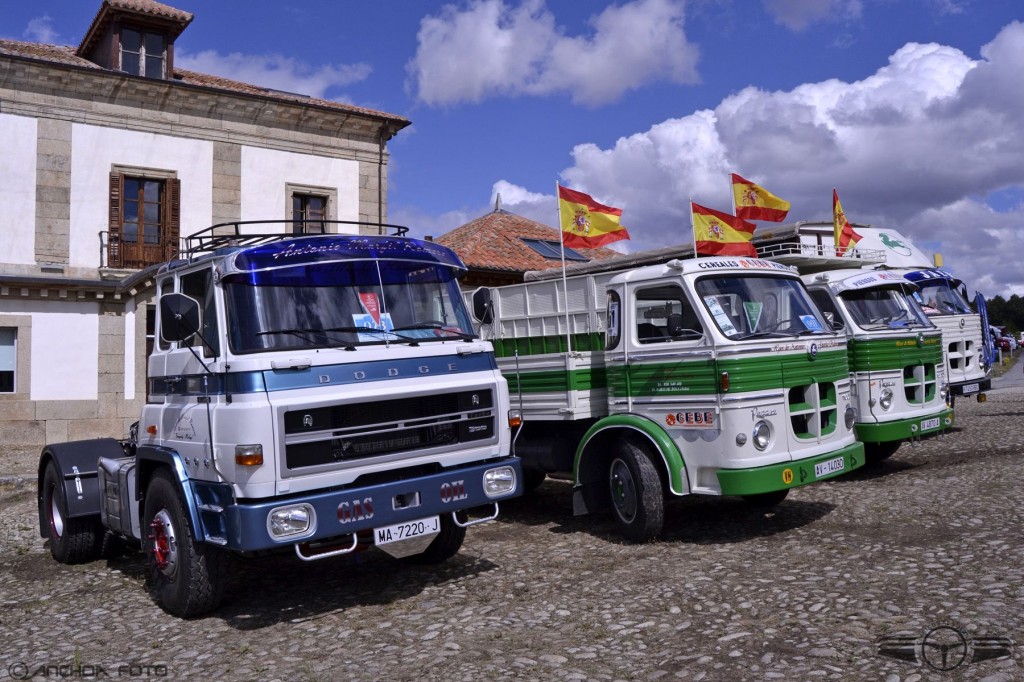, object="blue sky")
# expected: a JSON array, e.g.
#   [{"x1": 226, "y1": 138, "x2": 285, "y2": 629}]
[{"x1": 5, "y1": 0, "x2": 1024, "y2": 297}]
